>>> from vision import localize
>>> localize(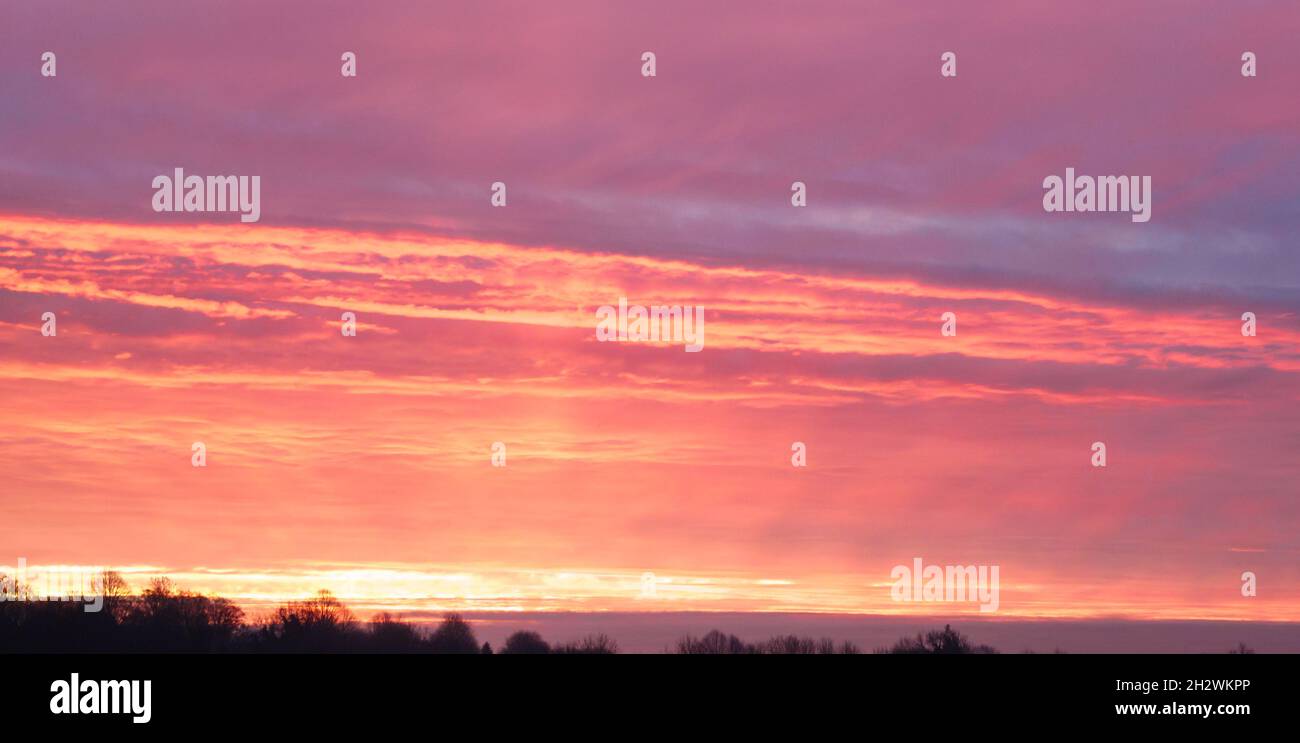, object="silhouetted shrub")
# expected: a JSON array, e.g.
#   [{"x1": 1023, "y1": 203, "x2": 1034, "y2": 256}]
[
  {"x1": 368, "y1": 613, "x2": 425, "y2": 653},
  {"x1": 761, "y1": 635, "x2": 820, "y2": 654},
  {"x1": 502, "y1": 630, "x2": 551, "y2": 654},
  {"x1": 675, "y1": 630, "x2": 755, "y2": 654},
  {"x1": 674, "y1": 630, "x2": 863, "y2": 654},
  {"x1": 552, "y1": 633, "x2": 619, "y2": 654},
  {"x1": 876, "y1": 624, "x2": 997, "y2": 654}
]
